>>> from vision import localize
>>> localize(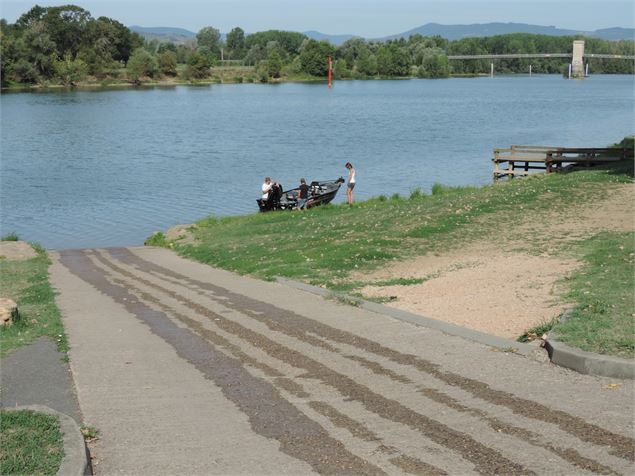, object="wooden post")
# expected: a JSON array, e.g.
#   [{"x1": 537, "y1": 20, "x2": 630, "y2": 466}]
[
  {"x1": 546, "y1": 151, "x2": 553, "y2": 173},
  {"x1": 493, "y1": 150, "x2": 500, "y2": 181},
  {"x1": 490, "y1": 62, "x2": 494, "y2": 77}
]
